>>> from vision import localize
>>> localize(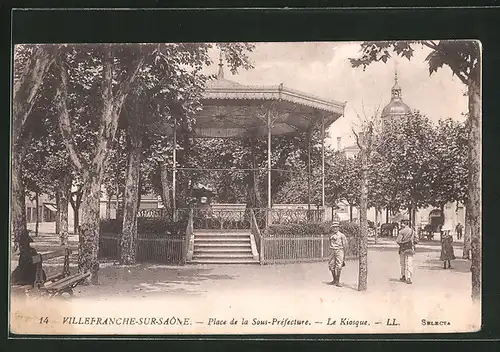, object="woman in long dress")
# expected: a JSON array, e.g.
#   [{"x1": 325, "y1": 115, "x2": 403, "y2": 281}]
[{"x1": 440, "y1": 226, "x2": 456, "y2": 269}]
